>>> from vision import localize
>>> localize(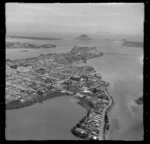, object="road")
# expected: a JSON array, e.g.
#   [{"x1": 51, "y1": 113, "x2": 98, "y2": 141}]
[{"x1": 98, "y1": 89, "x2": 114, "y2": 140}]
